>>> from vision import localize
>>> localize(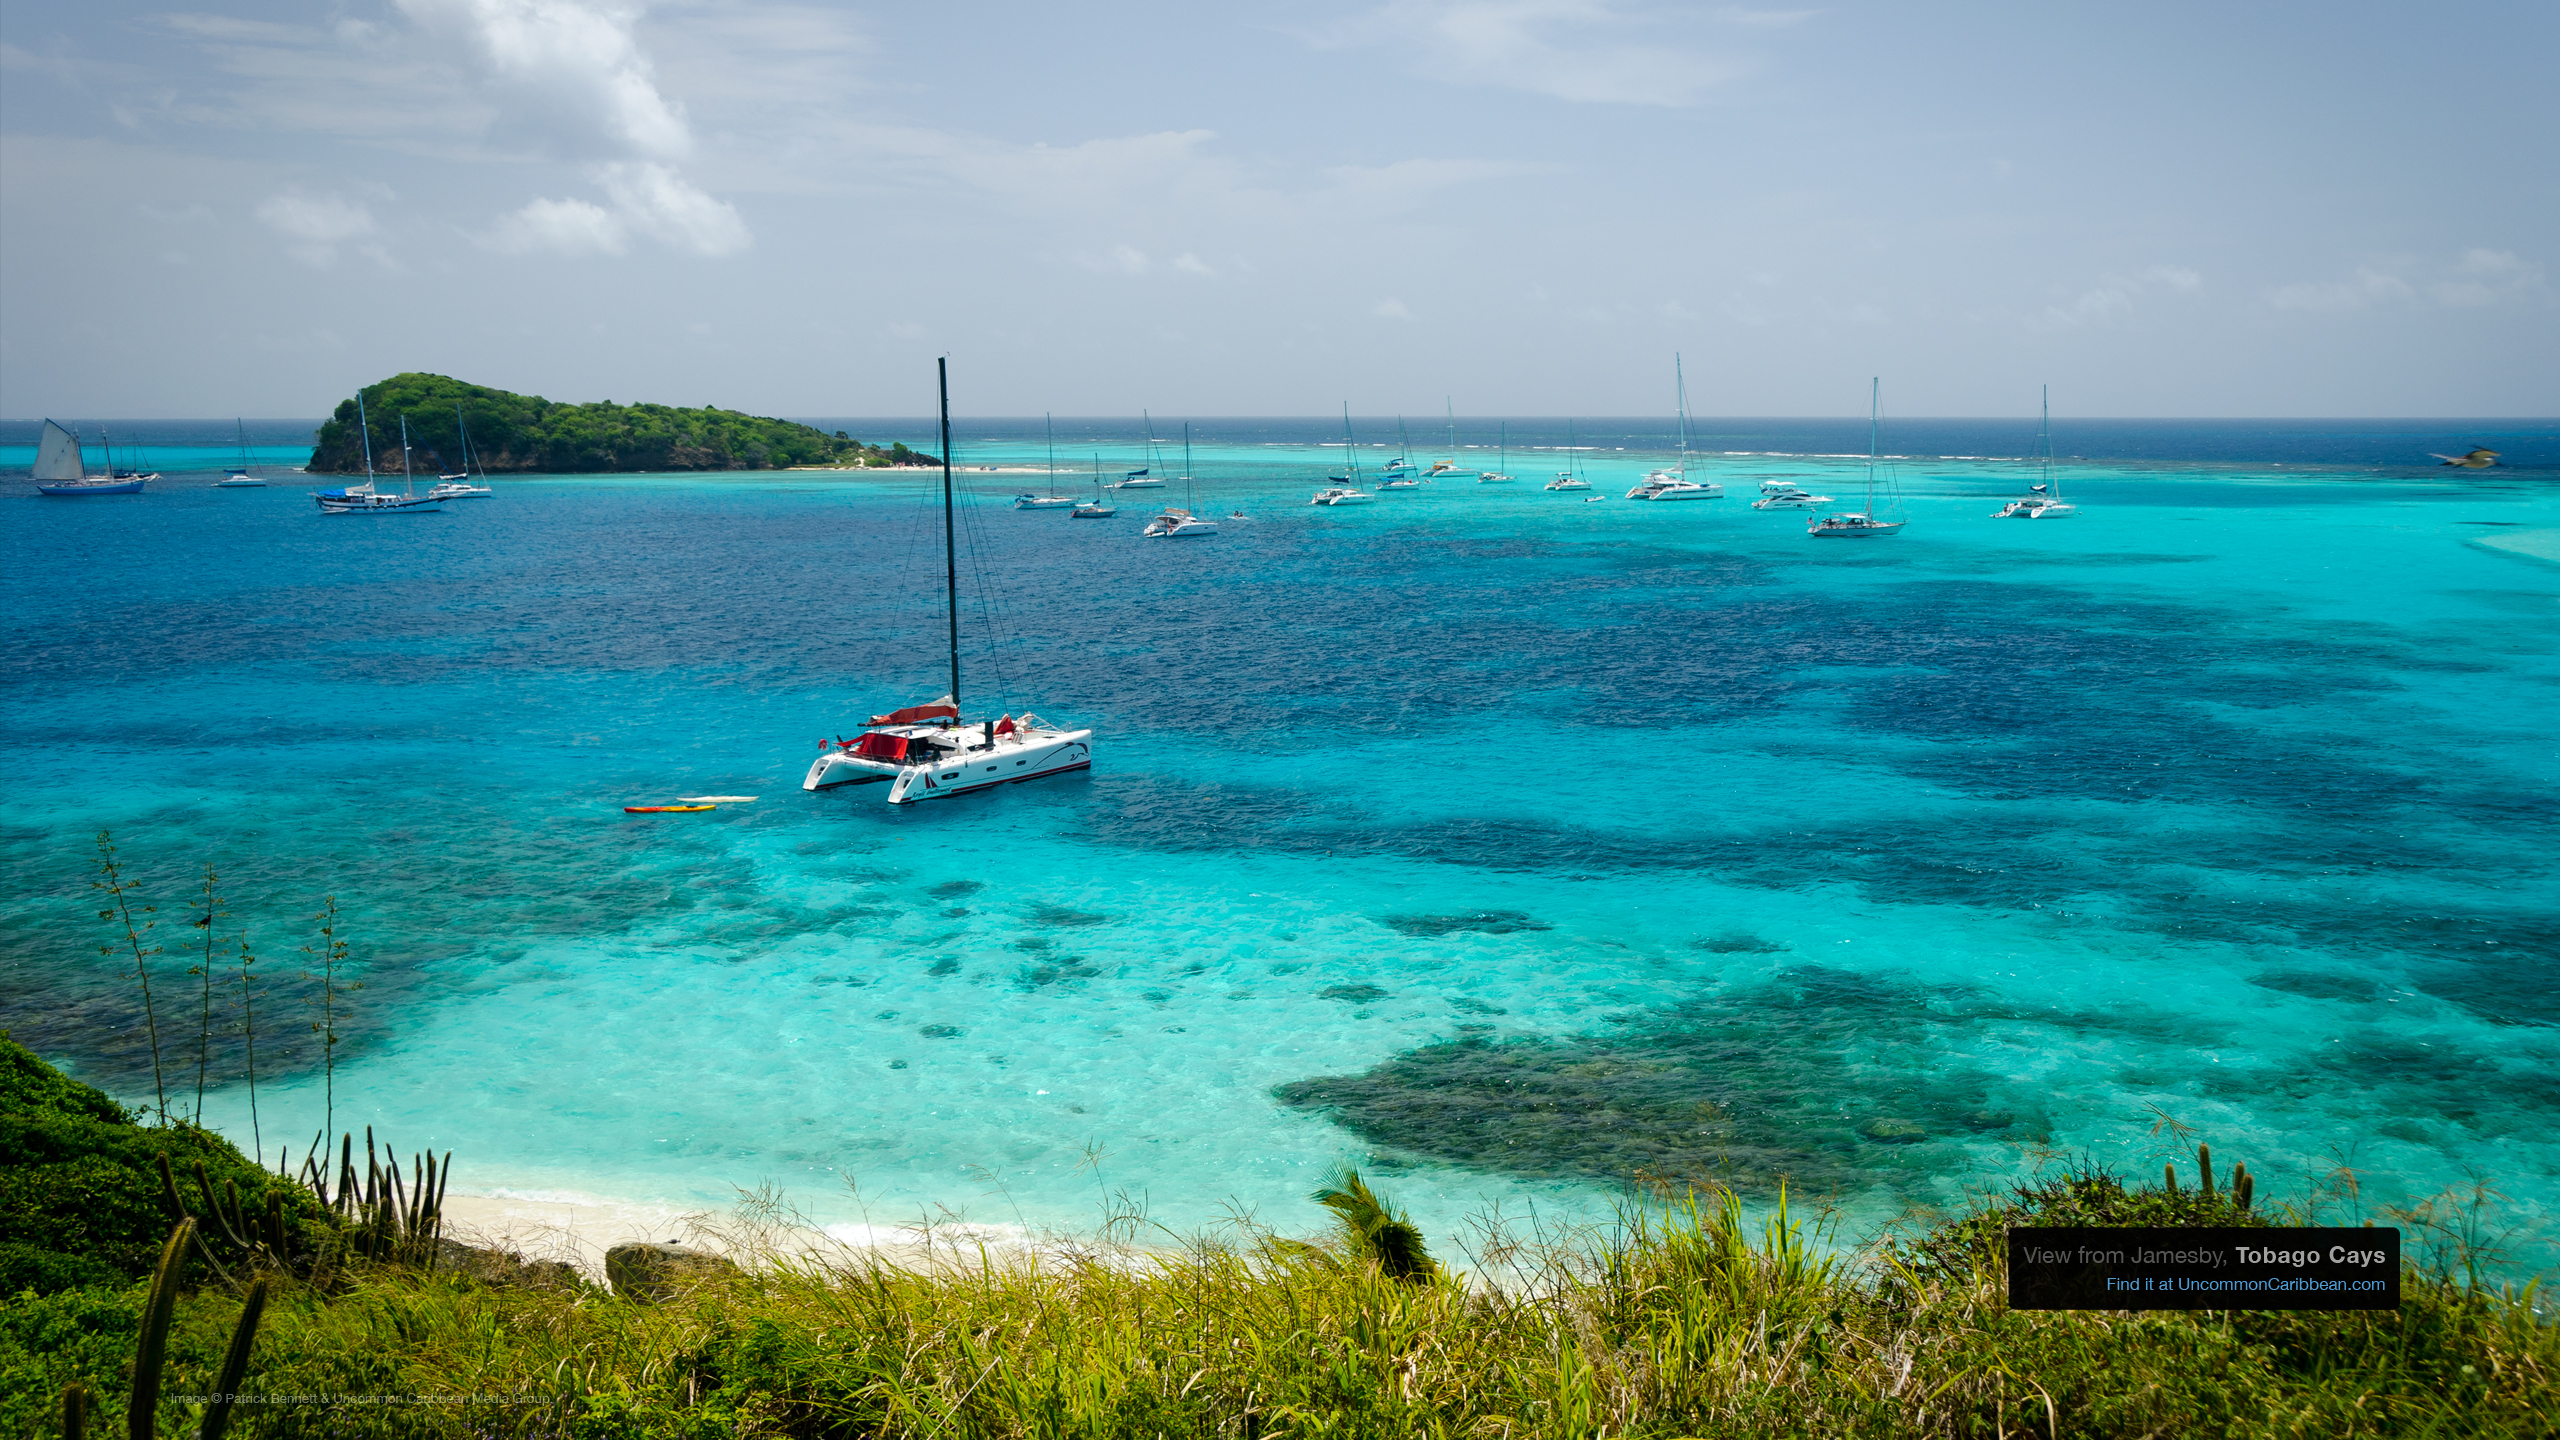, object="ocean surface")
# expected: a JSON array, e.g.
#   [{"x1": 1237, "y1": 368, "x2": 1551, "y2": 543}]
[{"x1": 5, "y1": 415, "x2": 2555, "y2": 1271}]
